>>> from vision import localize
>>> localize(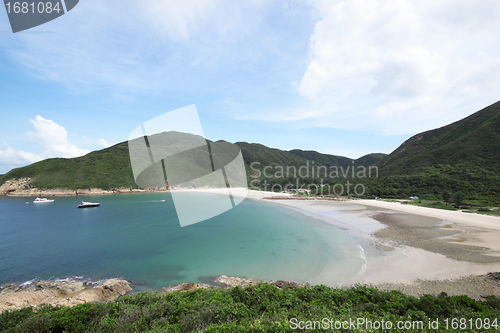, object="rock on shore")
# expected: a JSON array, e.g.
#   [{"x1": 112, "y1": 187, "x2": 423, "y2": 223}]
[
  {"x1": 215, "y1": 275, "x2": 305, "y2": 289},
  {"x1": 0, "y1": 177, "x2": 155, "y2": 196},
  {"x1": 0, "y1": 279, "x2": 132, "y2": 312},
  {"x1": 160, "y1": 273, "x2": 500, "y2": 301},
  {"x1": 374, "y1": 272, "x2": 500, "y2": 301},
  {"x1": 160, "y1": 276, "x2": 305, "y2": 294},
  {"x1": 3, "y1": 273, "x2": 498, "y2": 312}
]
